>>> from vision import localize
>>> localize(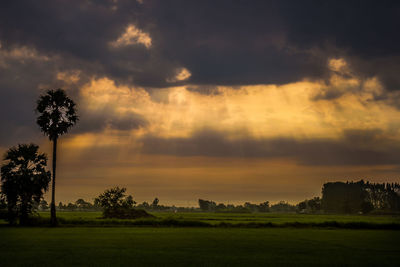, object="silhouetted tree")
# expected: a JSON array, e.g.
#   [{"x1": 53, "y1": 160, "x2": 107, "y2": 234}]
[
  {"x1": 258, "y1": 201, "x2": 270, "y2": 212},
  {"x1": 244, "y1": 202, "x2": 259, "y2": 212},
  {"x1": 66, "y1": 202, "x2": 77, "y2": 210},
  {"x1": 94, "y1": 187, "x2": 149, "y2": 219},
  {"x1": 216, "y1": 203, "x2": 226, "y2": 211},
  {"x1": 364, "y1": 182, "x2": 400, "y2": 212},
  {"x1": 0, "y1": 144, "x2": 51, "y2": 224},
  {"x1": 270, "y1": 201, "x2": 297, "y2": 213},
  {"x1": 152, "y1": 197, "x2": 159, "y2": 208},
  {"x1": 58, "y1": 201, "x2": 66, "y2": 210},
  {"x1": 39, "y1": 199, "x2": 49, "y2": 211},
  {"x1": 73, "y1": 198, "x2": 93, "y2": 210},
  {"x1": 198, "y1": 199, "x2": 216, "y2": 211},
  {"x1": 308, "y1": 197, "x2": 322, "y2": 212},
  {"x1": 36, "y1": 88, "x2": 78, "y2": 226},
  {"x1": 297, "y1": 200, "x2": 307, "y2": 212},
  {"x1": 322, "y1": 181, "x2": 372, "y2": 213},
  {"x1": 139, "y1": 201, "x2": 150, "y2": 209},
  {"x1": 297, "y1": 197, "x2": 321, "y2": 213}
]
